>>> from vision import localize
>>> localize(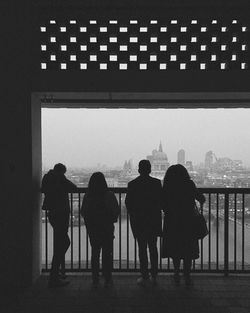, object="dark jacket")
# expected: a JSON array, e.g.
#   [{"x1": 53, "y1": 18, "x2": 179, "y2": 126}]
[{"x1": 125, "y1": 175, "x2": 162, "y2": 238}]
